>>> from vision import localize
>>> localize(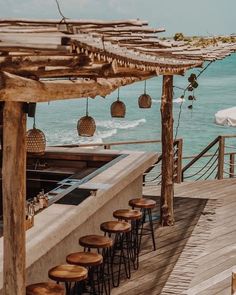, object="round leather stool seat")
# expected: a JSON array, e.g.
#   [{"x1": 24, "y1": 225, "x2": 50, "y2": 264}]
[
  {"x1": 79, "y1": 234, "x2": 113, "y2": 249},
  {"x1": 26, "y1": 282, "x2": 65, "y2": 295},
  {"x1": 113, "y1": 209, "x2": 142, "y2": 221},
  {"x1": 66, "y1": 252, "x2": 103, "y2": 267},
  {"x1": 129, "y1": 198, "x2": 156, "y2": 209},
  {"x1": 48, "y1": 264, "x2": 87, "y2": 283},
  {"x1": 100, "y1": 221, "x2": 131, "y2": 234}
]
